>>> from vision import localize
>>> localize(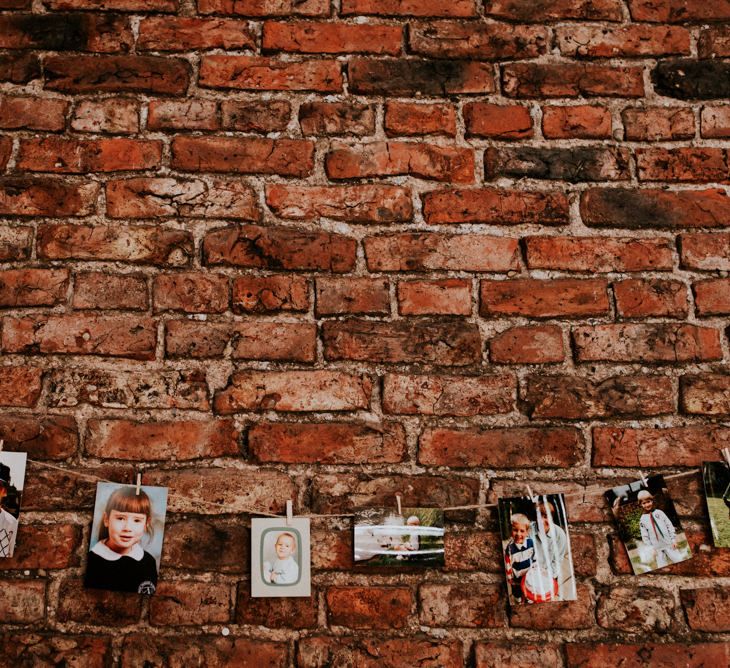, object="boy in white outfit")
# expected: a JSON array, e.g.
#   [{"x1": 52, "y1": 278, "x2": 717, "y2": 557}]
[{"x1": 637, "y1": 490, "x2": 684, "y2": 567}]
